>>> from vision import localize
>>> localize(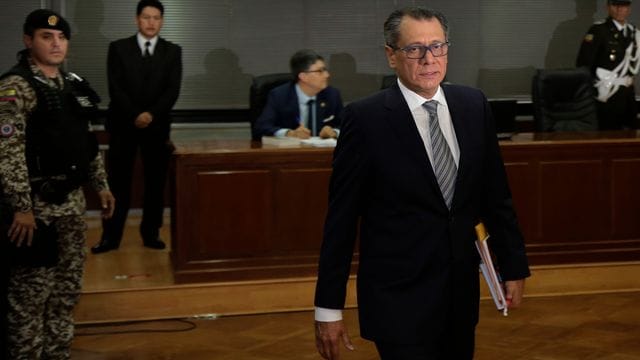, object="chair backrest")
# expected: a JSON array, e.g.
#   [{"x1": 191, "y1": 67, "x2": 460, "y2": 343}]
[
  {"x1": 531, "y1": 67, "x2": 597, "y2": 132},
  {"x1": 249, "y1": 73, "x2": 293, "y2": 140},
  {"x1": 488, "y1": 99, "x2": 517, "y2": 134}
]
